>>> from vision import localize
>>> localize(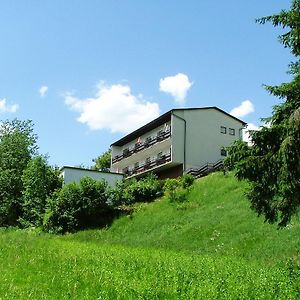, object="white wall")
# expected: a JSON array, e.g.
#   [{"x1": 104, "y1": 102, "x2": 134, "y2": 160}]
[
  {"x1": 172, "y1": 108, "x2": 245, "y2": 170},
  {"x1": 61, "y1": 167, "x2": 123, "y2": 186}
]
